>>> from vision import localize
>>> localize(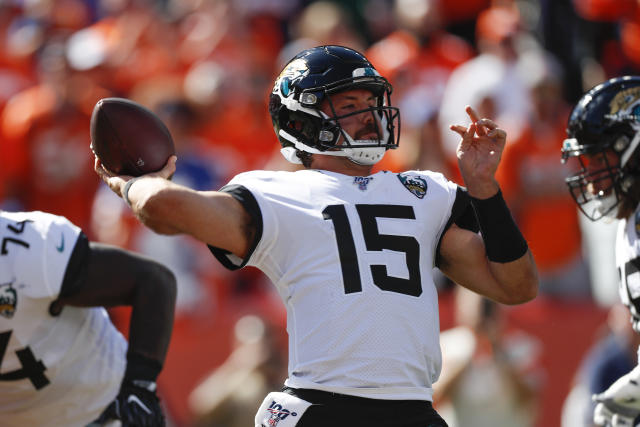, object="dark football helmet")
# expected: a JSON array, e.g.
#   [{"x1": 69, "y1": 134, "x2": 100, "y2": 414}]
[
  {"x1": 269, "y1": 45, "x2": 400, "y2": 165},
  {"x1": 561, "y1": 76, "x2": 640, "y2": 221}
]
